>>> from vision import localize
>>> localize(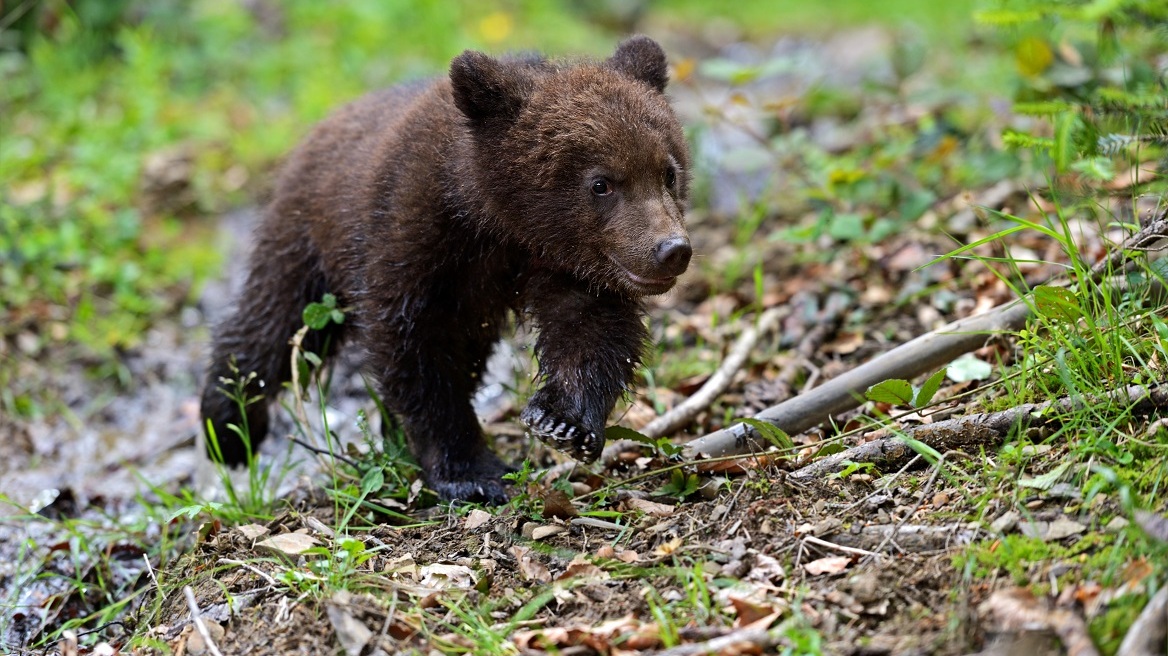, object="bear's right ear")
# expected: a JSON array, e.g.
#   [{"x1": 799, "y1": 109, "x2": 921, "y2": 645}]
[
  {"x1": 450, "y1": 51, "x2": 526, "y2": 126},
  {"x1": 608, "y1": 35, "x2": 668, "y2": 93}
]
